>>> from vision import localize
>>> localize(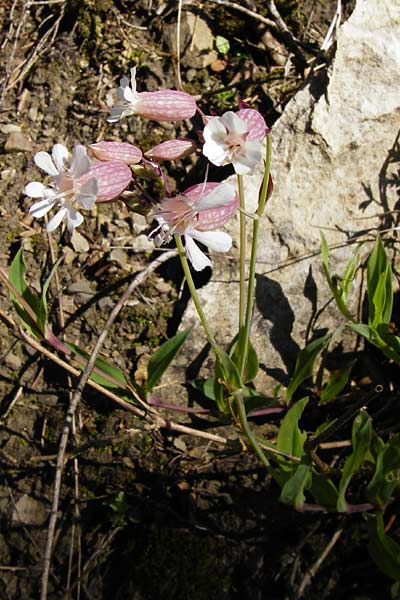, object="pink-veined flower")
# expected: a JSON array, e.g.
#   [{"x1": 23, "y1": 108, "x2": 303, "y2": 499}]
[
  {"x1": 202, "y1": 110, "x2": 267, "y2": 175},
  {"x1": 150, "y1": 182, "x2": 238, "y2": 271},
  {"x1": 144, "y1": 138, "x2": 197, "y2": 162},
  {"x1": 107, "y1": 67, "x2": 197, "y2": 123},
  {"x1": 24, "y1": 144, "x2": 98, "y2": 232},
  {"x1": 90, "y1": 141, "x2": 142, "y2": 164},
  {"x1": 80, "y1": 161, "x2": 133, "y2": 203}
]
